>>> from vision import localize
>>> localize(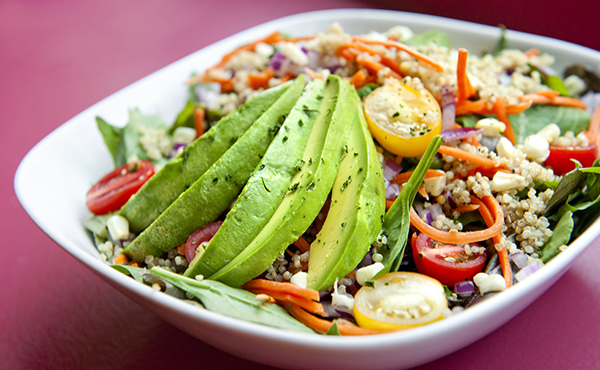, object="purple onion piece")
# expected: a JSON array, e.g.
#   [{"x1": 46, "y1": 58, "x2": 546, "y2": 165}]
[
  {"x1": 319, "y1": 290, "x2": 332, "y2": 302},
  {"x1": 195, "y1": 82, "x2": 221, "y2": 107},
  {"x1": 356, "y1": 251, "x2": 373, "y2": 269},
  {"x1": 306, "y1": 50, "x2": 320, "y2": 69},
  {"x1": 515, "y1": 262, "x2": 541, "y2": 282},
  {"x1": 497, "y1": 73, "x2": 512, "y2": 86},
  {"x1": 455, "y1": 281, "x2": 475, "y2": 297},
  {"x1": 383, "y1": 158, "x2": 402, "y2": 181},
  {"x1": 446, "y1": 190, "x2": 457, "y2": 208},
  {"x1": 429, "y1": 203, "x2": 444, "y2": 221},
  {"x1": 440, "y1": 127, "x2": 483, "y2": 142},
  {"x1": 581, "y1": 92, "x2": 600, "y2": 115},
  {"x1": 386, "y1": 182, "x2": 400, "y2": 200},
  {"x1": 268, "y1": 51, "x2": 286, "y2": 71},
  {"x1": 441, "y1": 85, "x2": 456, "y2": 131},
  {"x1": 334, "y1": 307, "x2": 355, "y2": 320},
  {"x1": 509, "y1": 252, "x2": 529, "y2": 269},
  {"x1": 173, "y1": 142, "x2": 188, "y2": 151}
]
